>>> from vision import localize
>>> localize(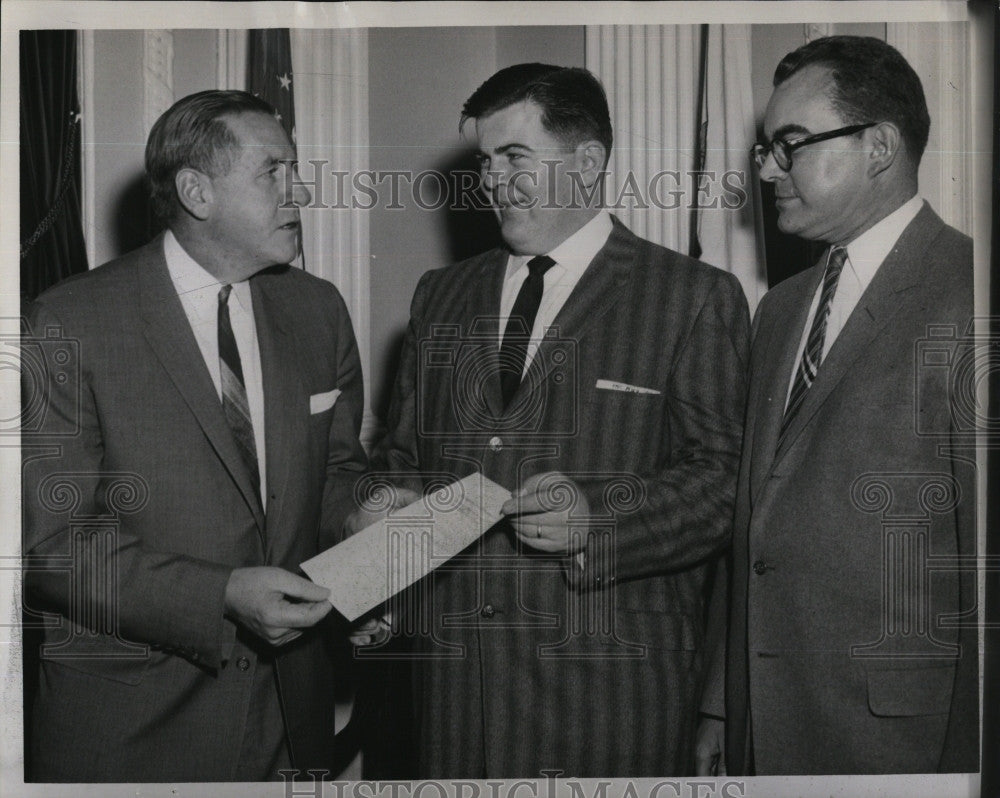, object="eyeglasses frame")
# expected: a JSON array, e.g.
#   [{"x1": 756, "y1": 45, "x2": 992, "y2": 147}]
[{"x1": 750, "y1": 122, "x2": 879, "y2": 172}]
